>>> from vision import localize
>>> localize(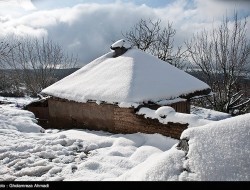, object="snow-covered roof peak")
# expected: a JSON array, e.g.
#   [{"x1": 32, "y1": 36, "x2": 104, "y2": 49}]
[
  {"x1": 110, "y1": 39, "x2": 126, "y2": 49},
  {"x1": 42, "y1": 48, "x2": 211, "y2": 104}
]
